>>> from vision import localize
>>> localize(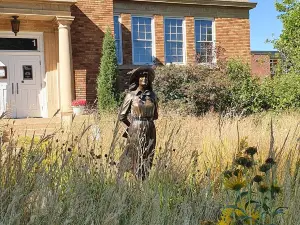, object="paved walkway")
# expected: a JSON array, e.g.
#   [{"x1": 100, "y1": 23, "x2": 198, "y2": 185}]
[{"x1": 1, "y1": 115, "x2": 96, "y2": 136}]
